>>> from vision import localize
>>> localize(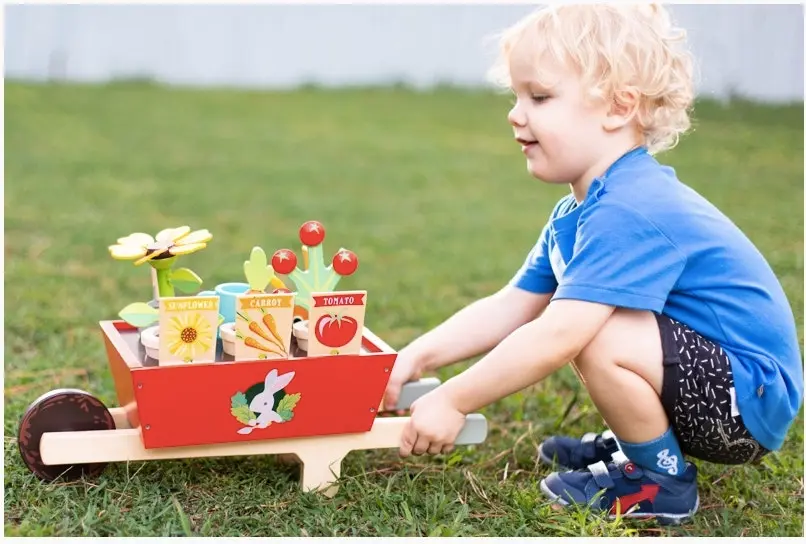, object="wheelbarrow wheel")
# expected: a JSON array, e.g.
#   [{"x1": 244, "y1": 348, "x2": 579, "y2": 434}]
[{"x1": 17, "y1": 388, "x2": 116, "y2": 482}]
